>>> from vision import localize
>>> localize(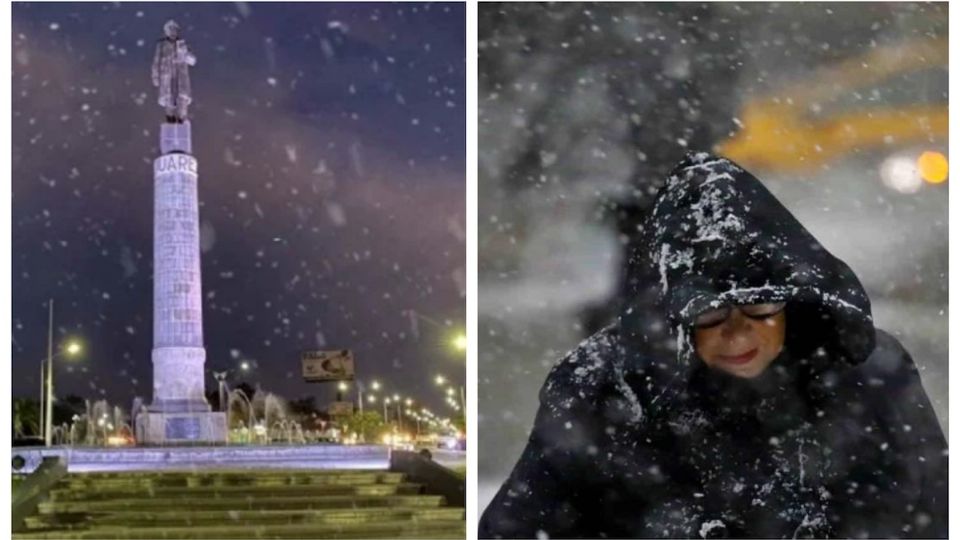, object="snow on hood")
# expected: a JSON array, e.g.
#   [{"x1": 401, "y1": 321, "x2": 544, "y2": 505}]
[{"x1": 621, "y1": 152, "x2": 875, "y2": 367}]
